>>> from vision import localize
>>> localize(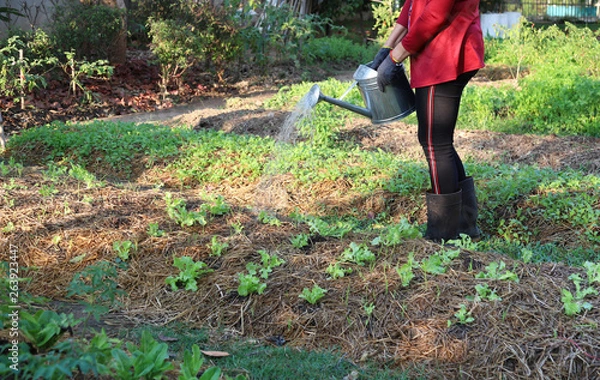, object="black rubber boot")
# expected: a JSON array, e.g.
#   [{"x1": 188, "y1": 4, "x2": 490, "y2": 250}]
[
  {"x1": 424, "y1": 190, "x2": 462, "y2": 242},
  {"x1": 458, "y1": 177, "x2": 482, "y2": 239}
]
